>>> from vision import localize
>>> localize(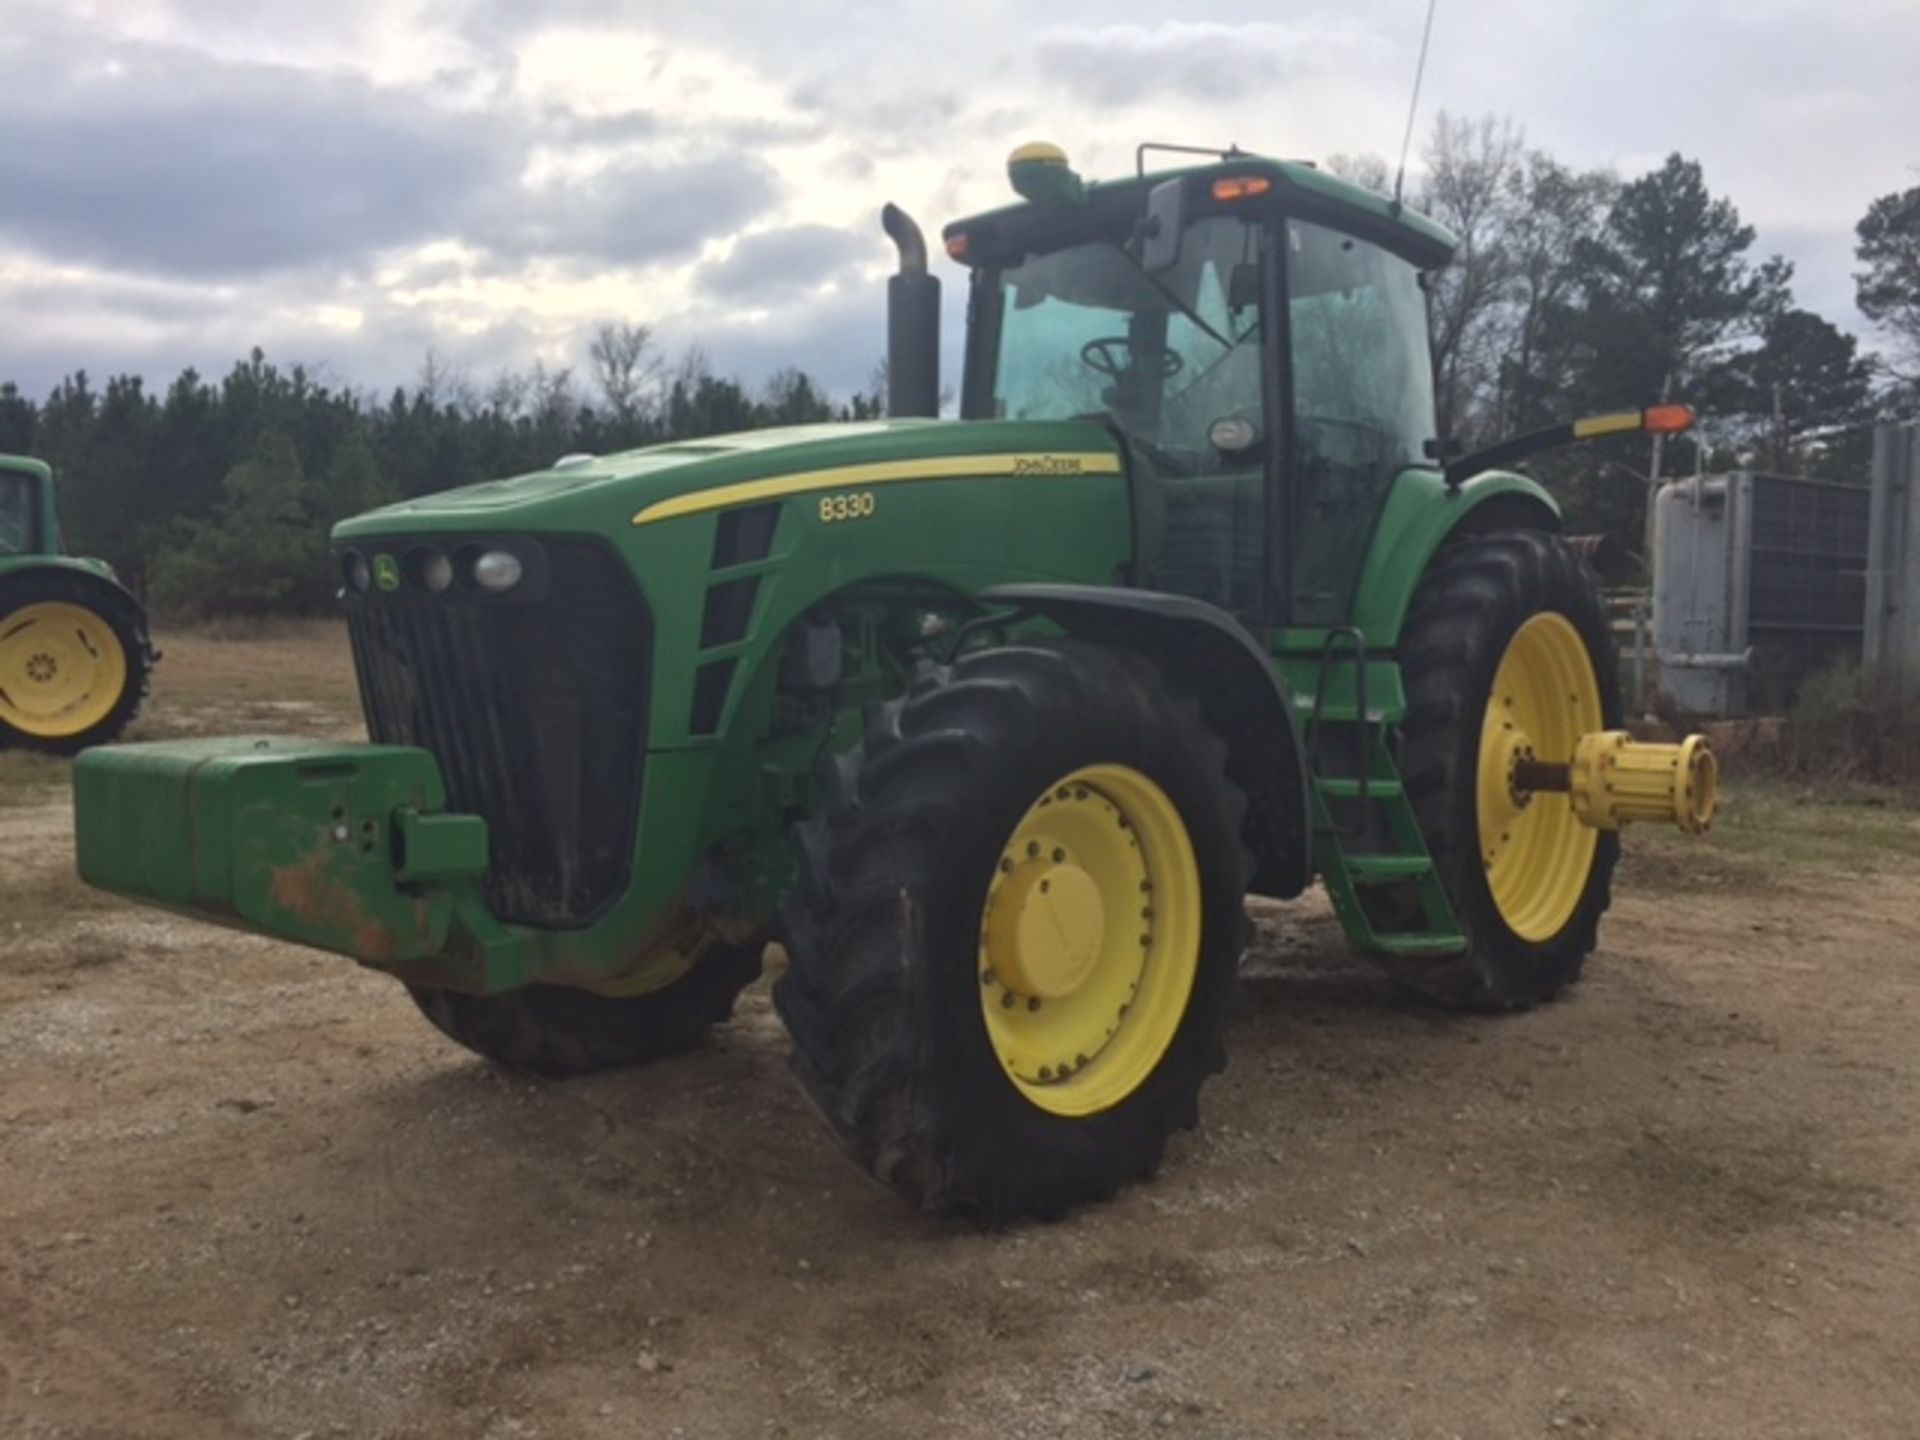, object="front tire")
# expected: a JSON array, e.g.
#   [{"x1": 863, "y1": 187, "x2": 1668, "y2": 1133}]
[
  {"x1": 407, "y1": 942, "x2": 763, "y2": 1077},
  {"x1": 1388, "y1": 530, "x2": 1621, "y2": 1010},
  {"x1": 776, "y1": 640, "x2": 1251, "y2": 1221}
]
